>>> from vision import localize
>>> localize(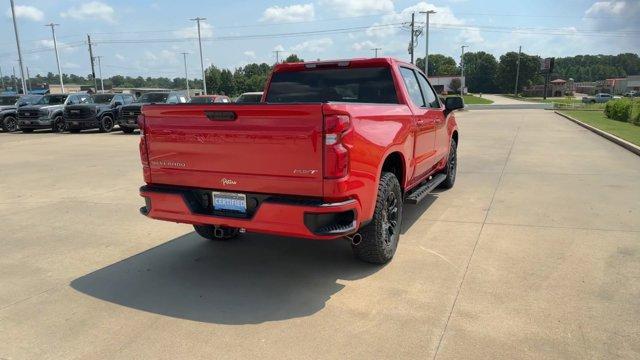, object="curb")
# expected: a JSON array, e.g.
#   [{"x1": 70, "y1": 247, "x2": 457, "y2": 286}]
[
  {"x1": 467, "y1": 103, "x2": 553, "y2": 110},
  {"x1": 554, "y1": 111, "x2": 640, "y2": 157}
]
